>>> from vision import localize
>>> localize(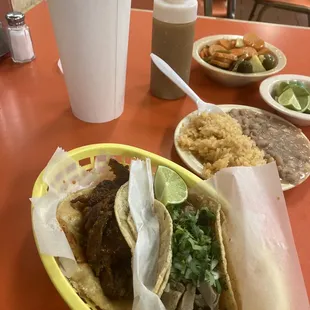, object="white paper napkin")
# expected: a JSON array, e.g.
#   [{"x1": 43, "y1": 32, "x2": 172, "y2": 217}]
[
  {"x1": 203, "y1": 162, "x2": 309, "y2": 310},
  {"x1": 31, "y1": 147, "x2": 99, "y2": 275},
  {"x1": 128, "y1": 159, "x2": 166, "y2": 310}
]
